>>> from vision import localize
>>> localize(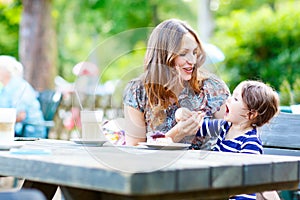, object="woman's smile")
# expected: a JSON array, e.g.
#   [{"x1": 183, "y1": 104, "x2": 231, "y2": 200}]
[{"x1": 182, "y1": 66, "x2": 194, "y2": 74}]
